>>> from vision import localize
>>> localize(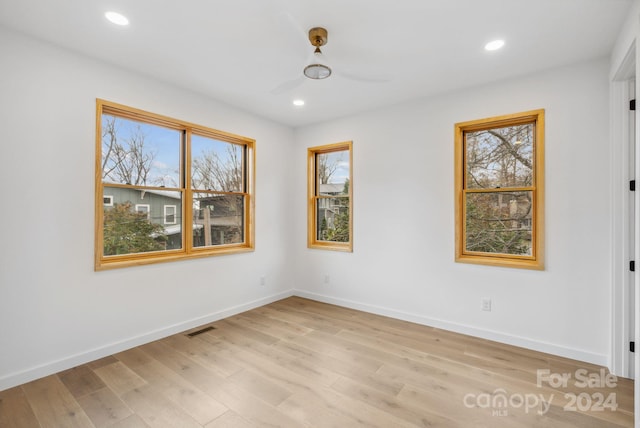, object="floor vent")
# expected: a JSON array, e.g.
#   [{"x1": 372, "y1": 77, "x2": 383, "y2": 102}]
[{"x1": 186, "y1": 326, "x2": 216, "y2": 337}]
